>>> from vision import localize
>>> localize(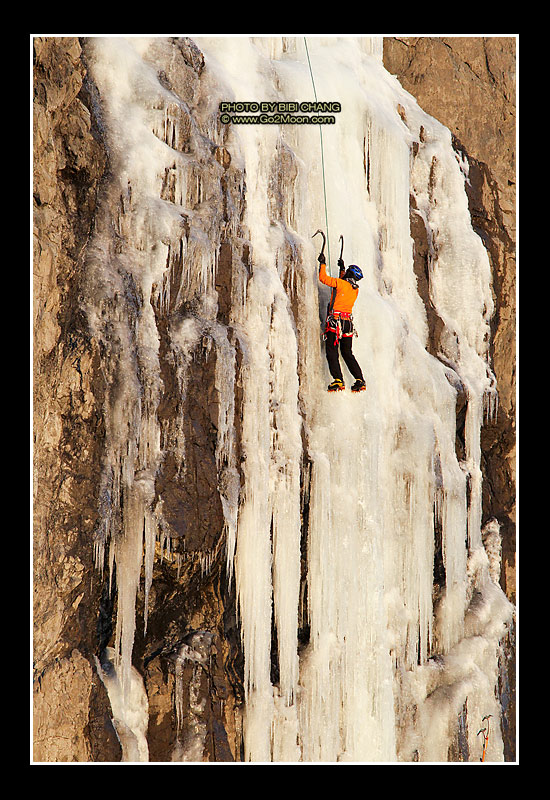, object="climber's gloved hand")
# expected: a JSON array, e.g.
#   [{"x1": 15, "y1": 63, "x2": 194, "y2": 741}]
[
  {"x1": 337, "y1": 258, "x2": 344, "y2": 269},
  {"x1": 318, "y1": 253, "x2": 326, "y2": 265}
]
